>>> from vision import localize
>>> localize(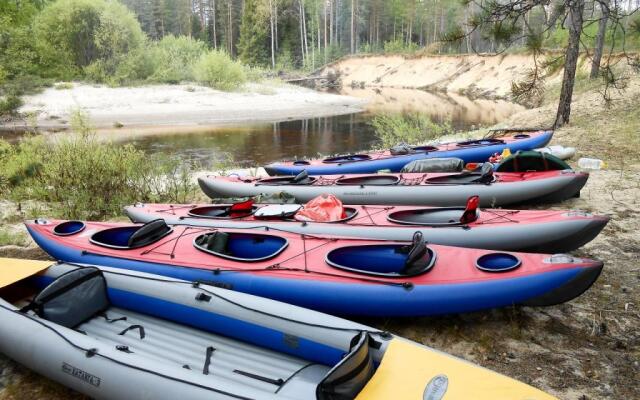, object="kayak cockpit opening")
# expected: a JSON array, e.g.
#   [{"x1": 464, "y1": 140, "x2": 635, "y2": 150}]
[
  {"x1": 257, "y1": 170, "x2": 317, "y2": 186},
  {"x1": 188, "y1": 201, "x2": 257, "y2": 220},
  {"x1": 387, "y1": 196, "x2": 480, "y2": 226},
  {"x1": 456, "y1": 138, "x2": 505, "y2": 147},
  {"x1": 322, "y1": 154, "x2": 372, "y2": 164},
  {"x1": 388, "y1": 208, "x2": 471, "y2": 226},
  {"x1": 424, "y1": 163, "x2": 494, "y2": 185},
  {"x1": 326, "y1": 232, "x2": 435, "y2": 277},
  {"x1": 254, "y1": 204, "x2": 303, "y2": 219},
  {"x1": 90, "y1": 219, "x2": 172, "y2": 250},
  {"x1": 53, "y1": 220, "x2": 86, "y2": 236},
  {"x1": 336, "y1": 175, "x2": 400, "y2": 186},
  {"x1": 194, "y1": 231, "x2": 288, "y2": 262},
  {"x1": 412, "y1": 145, "x2": 439, "y2": 152}
]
